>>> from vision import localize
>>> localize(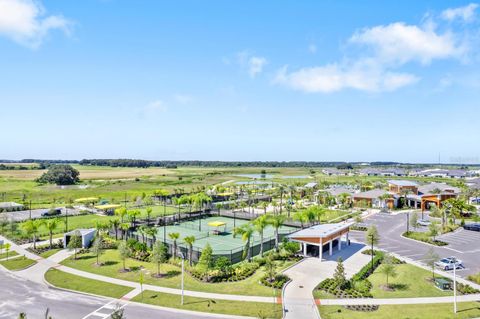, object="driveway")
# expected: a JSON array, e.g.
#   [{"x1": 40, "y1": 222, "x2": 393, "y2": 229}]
[
  {"x1": 282, "y1": 242, "x2": 369, "y2": 319},
  {"x1": 349, "y1": 212, "x2": 480, "y2": 278}
]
